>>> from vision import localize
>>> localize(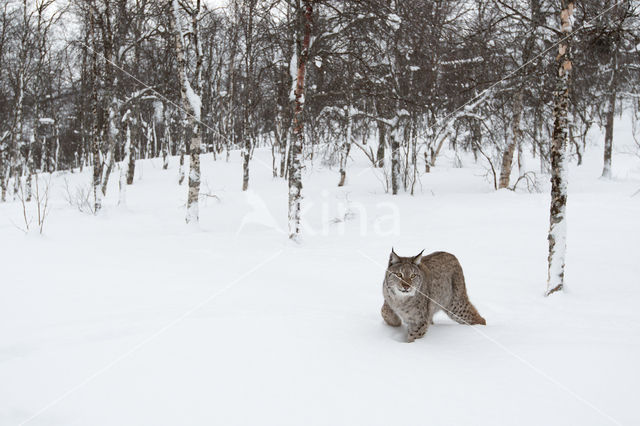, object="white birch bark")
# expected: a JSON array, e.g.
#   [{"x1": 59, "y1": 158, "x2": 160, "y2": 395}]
[
  {"x1": 90, "y1": 11, "x2": 102, "y2": 213},
  {"x1": 288, "y1": 0, "x2": 314, "y2": 240},
  {"x1": 171, "y1": 0, "x2": 202, "y2": 224},
  {"x1": 11, "y1": 69, "x2": 26, "y2": 200},
  {"x1": 602, "y1": 48, "x2": 617, "y2": 179},
  {"x1": 338, "y1": 103, "x2": 353, "y2": 187},
  {"x1": 546, "y1": 1, "x2": 574, "y2": 296},
  {"x1": 118, "y1": 118, "x2": 131, "y2": 206}
]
